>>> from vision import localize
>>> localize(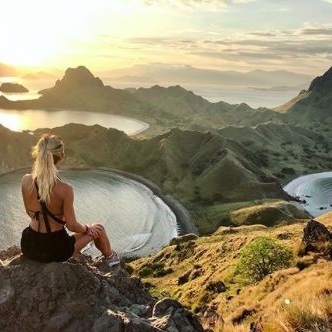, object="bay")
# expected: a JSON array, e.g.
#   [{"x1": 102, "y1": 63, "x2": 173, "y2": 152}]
[
  {"x1": 0, "y1": 169, "x2": 178, "y2": 257},
  {"x1": 0, "y1": 109, "x2": 149, "y2": 135},
  {"x1": 284, "y1": 172, "x2": 332, "y2": 217}
]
